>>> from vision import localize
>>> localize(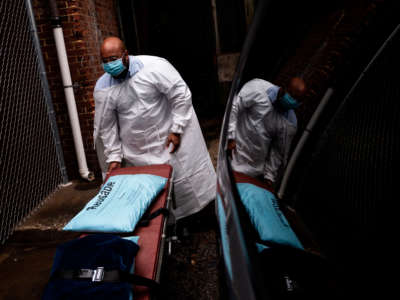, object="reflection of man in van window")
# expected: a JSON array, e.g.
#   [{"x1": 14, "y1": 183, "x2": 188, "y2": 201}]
[{"x1": 227, "y1": 77, "x2": 306, "y2": 188}]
